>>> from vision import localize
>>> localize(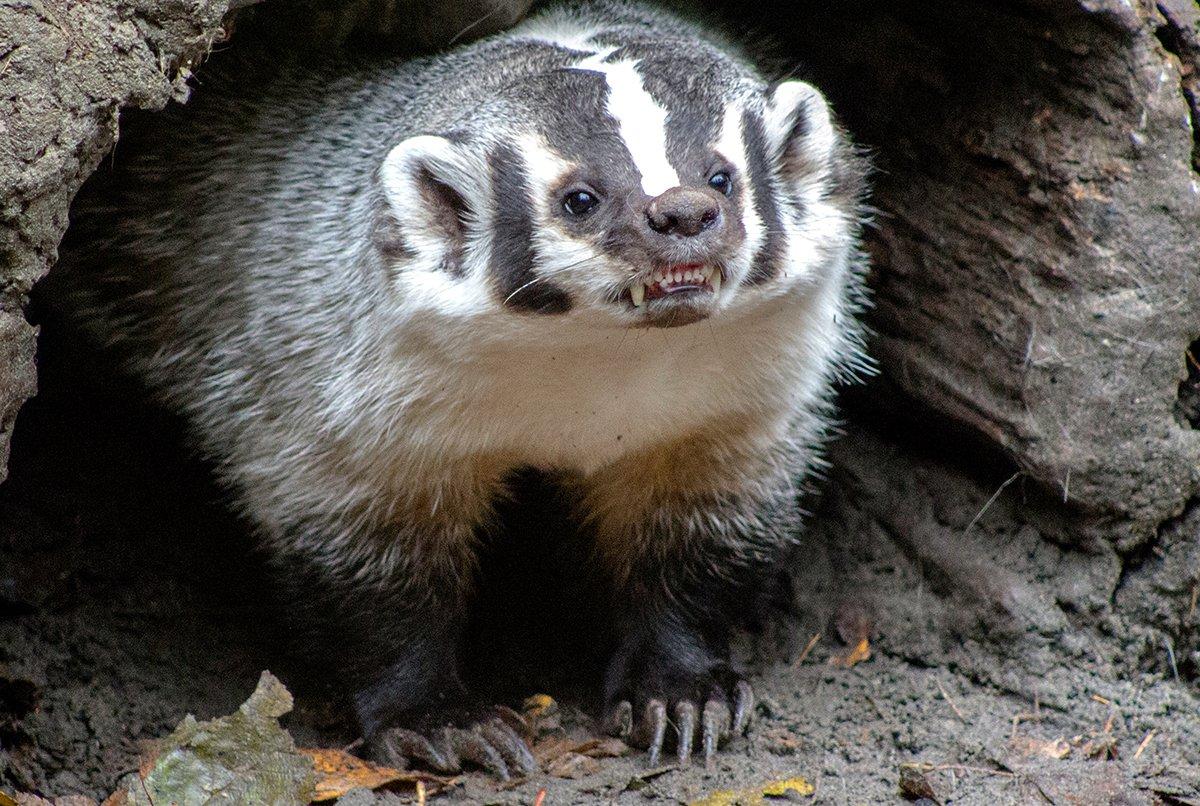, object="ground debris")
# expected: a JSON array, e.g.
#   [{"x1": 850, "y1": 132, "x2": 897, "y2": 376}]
[
  {"x1": 690, "y1": 776, "x2": 814, "y2": 805},
  {"x1": 828, "y1": 601, "x2": 873, "y2": 668},
  {"x1": 1010, "y1": 735, "x2": 1071, "y2": 760},
  {"x1": 109, "y1": 671, "x2": 316, "y2": 805},
  {"x1": 525, "y1": 694, "x2": 630, "y2": 778},
  {"x1": 897, "y1": 764, "x2": 938, "y2": 802},
  {"x1": 300, "y1": 748, "x2": 453, "y2": 801}
]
